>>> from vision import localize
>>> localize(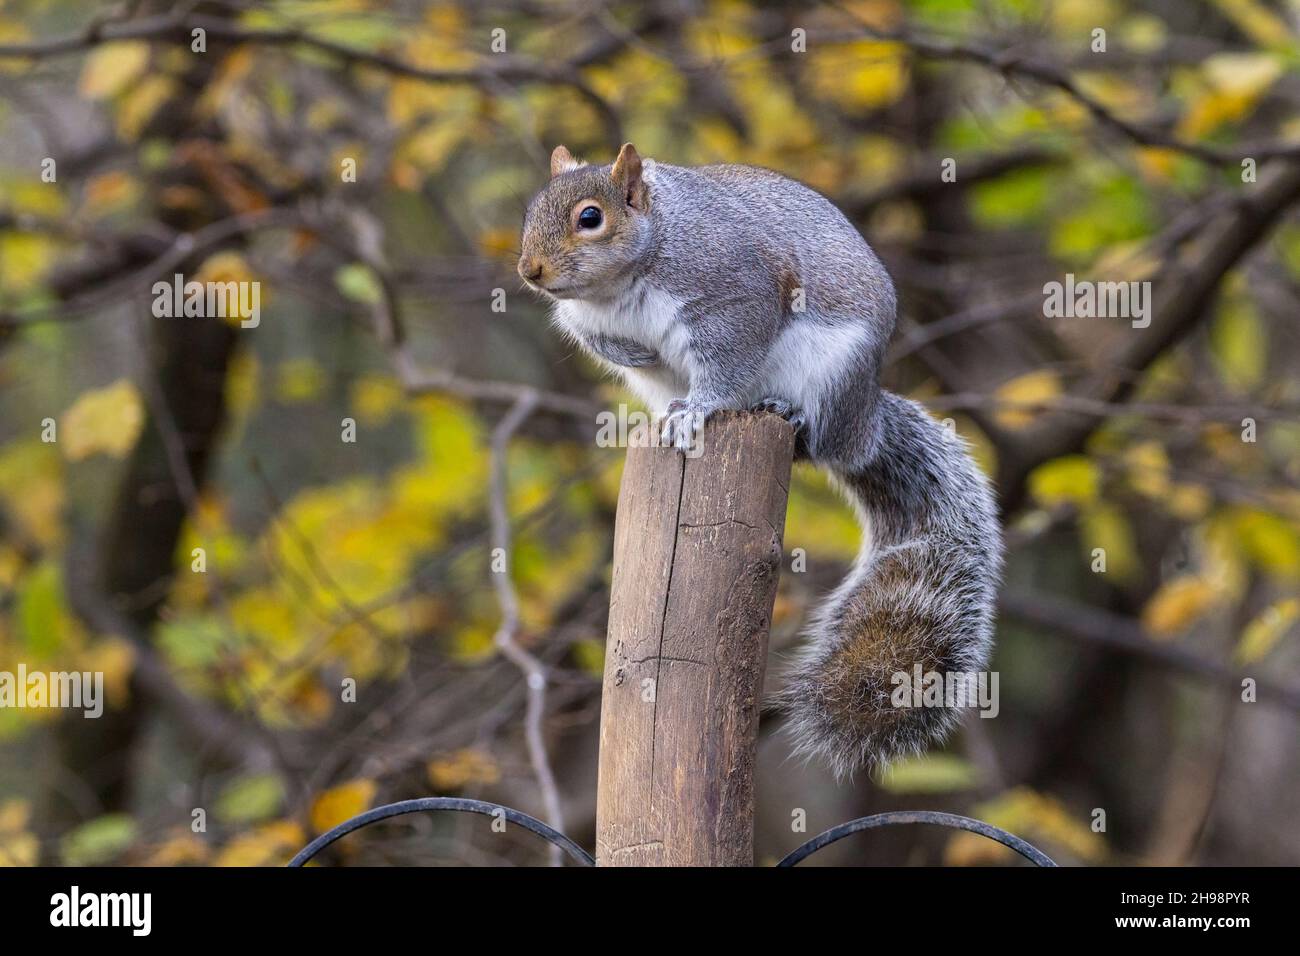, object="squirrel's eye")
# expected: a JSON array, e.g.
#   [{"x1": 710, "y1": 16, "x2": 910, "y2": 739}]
[{"x1": 577, "y1": 206, "x2": 603, "y2": 230}]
